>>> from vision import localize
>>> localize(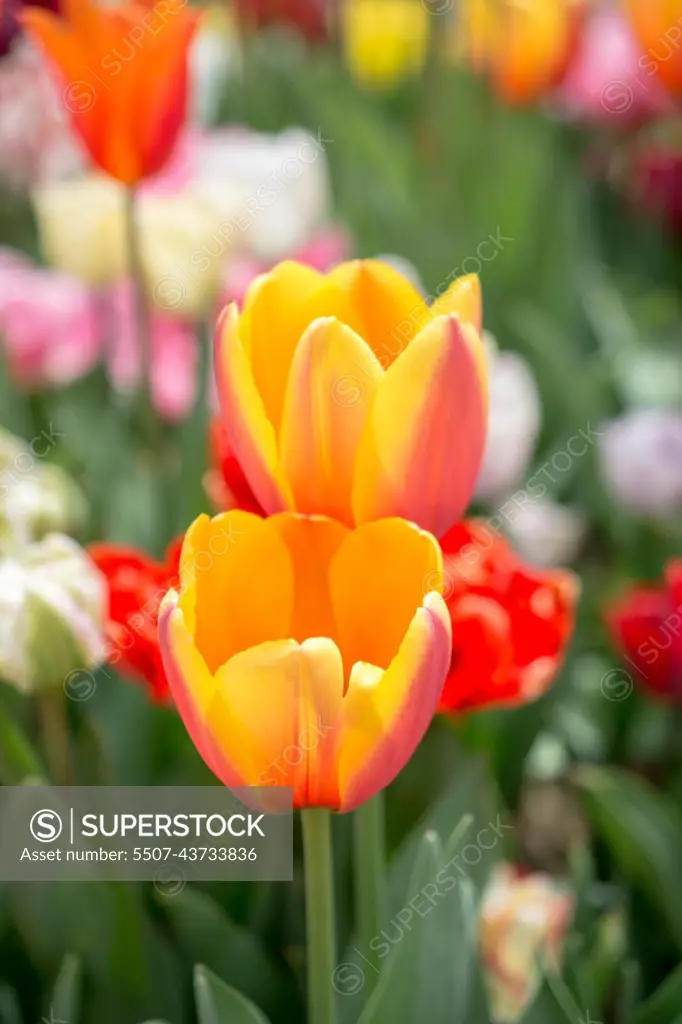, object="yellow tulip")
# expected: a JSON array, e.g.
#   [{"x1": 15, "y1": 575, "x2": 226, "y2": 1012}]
[
  {"x1": 158, "y1": 510, "x2": 451, "y2": 810},
  {"x1": 341, "y1": 0, "x2": 430, "y2": 90},
  {"x1": 214, "y1": 259, "x2": 487, "y2": 539},
  {"x1": 456, "y1": 0, "x2": 585, "y2": 104},
  {"x1": 32, "y1": 175, "x2": 221, "y2": 317}
]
